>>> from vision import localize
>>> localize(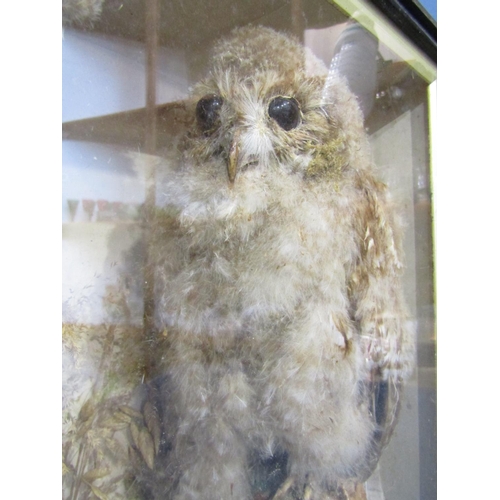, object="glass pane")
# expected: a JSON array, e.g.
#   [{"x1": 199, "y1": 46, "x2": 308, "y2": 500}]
[{"x1": 62, "y1": 1, "x2": 436, "y2": 499}]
